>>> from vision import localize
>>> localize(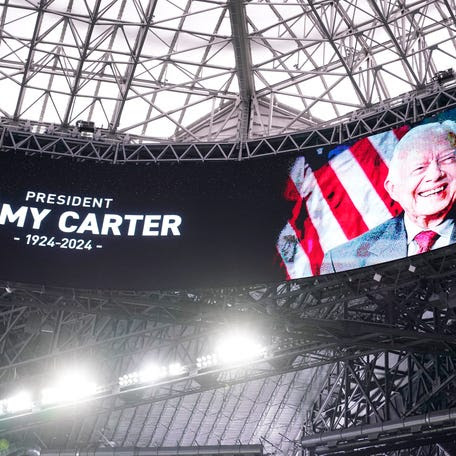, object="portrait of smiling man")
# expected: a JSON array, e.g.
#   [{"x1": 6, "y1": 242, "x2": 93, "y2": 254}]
[{"x1": 321, "y1": 121, "x2": 456, "y2": 274}]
